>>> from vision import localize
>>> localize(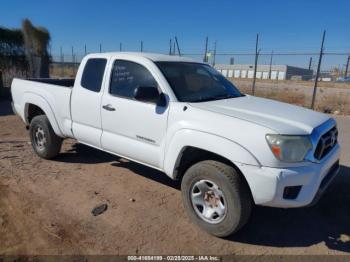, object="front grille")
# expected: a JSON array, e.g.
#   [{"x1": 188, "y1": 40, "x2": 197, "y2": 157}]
[{"x1": 314, "y1": 126, "x2": 338, "y2": 160}]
